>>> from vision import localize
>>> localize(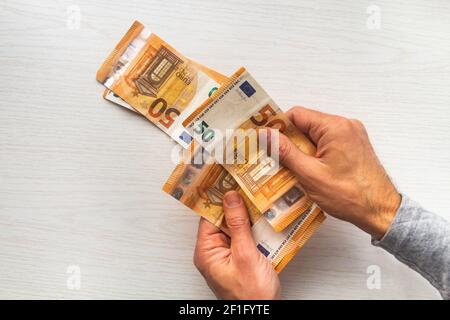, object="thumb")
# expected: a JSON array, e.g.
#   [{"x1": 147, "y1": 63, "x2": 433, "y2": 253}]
[
  {"x1": 223, "y1": 191, "x2": 258, "y2": 259},
  {"x1": 278, "y1": 133, "x2": 321, "y2": 183}
]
